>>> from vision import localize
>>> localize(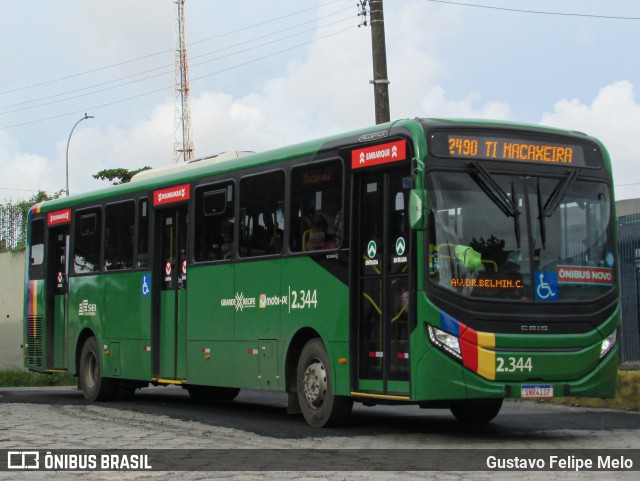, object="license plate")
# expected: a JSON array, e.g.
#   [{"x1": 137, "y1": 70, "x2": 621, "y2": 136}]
[{"x1": 521, "y1": 384, "x2": 554, "y2": 398}]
